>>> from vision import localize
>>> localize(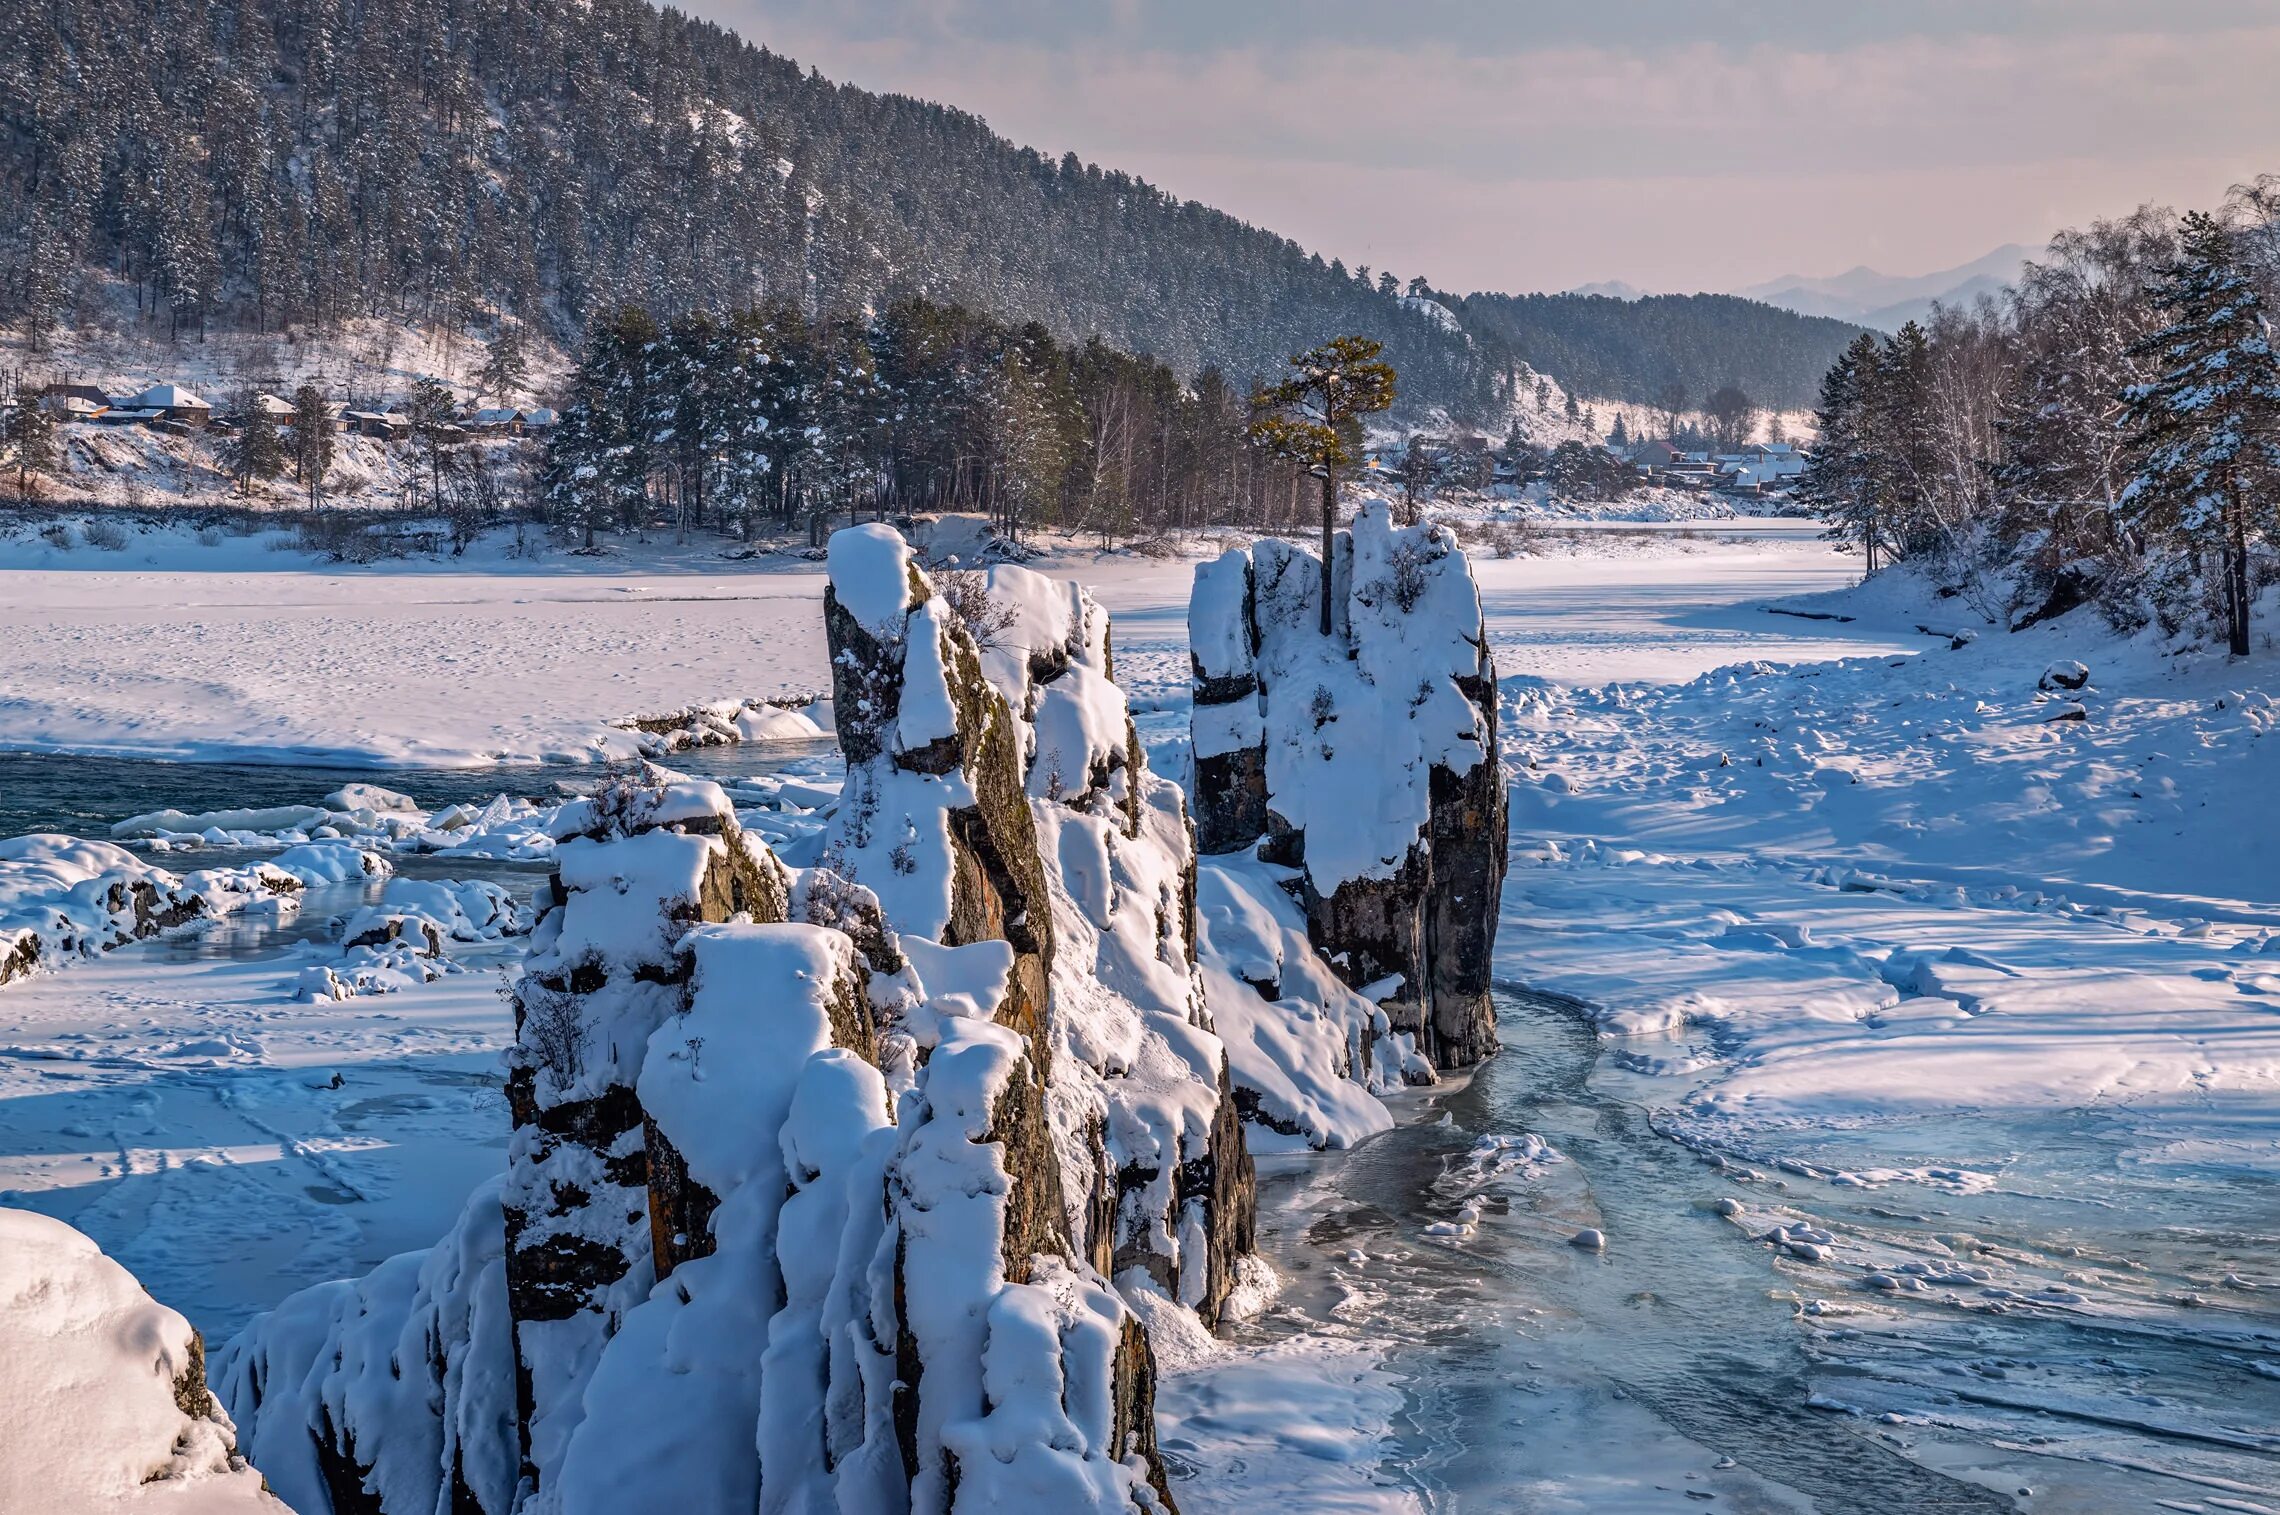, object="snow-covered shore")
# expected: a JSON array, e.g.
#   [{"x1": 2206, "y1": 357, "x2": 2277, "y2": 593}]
[{"x1": 0, "y1": 515, "x2": 1872, "y2": 768}]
